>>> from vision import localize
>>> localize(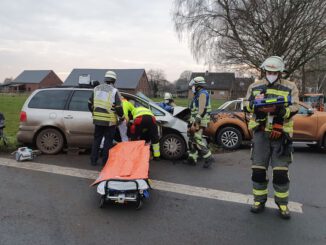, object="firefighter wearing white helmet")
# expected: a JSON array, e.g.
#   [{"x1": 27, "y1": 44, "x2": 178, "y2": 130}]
[
  {"x1": 88, "y1": 70, "x2": 124, "y2": 166},
  {"x1": 244, "y1": 56, "x2": 299, "y2": 219},
  {"x1": 185, "y1": 76, "x2": 214, "y2": 168},
  {"x1": 158, "y1": 92, "x2": 176, "y2": 113}
]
